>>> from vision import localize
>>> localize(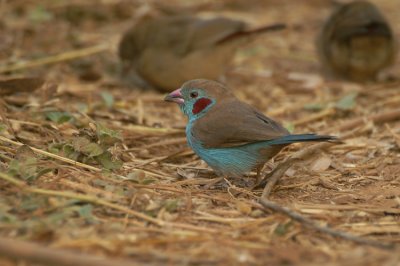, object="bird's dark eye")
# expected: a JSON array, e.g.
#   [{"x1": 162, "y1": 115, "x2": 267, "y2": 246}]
[{"x1": 190, "y1": 91, "x2": 198, "y2": 98}]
